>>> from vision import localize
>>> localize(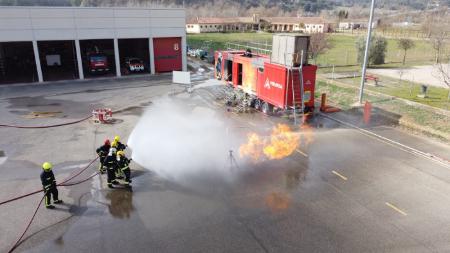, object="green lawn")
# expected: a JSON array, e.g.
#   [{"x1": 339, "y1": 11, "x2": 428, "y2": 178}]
[
  {"x1": 336, "y1": 76, "x2": 450, "y2": 110},
  {"x1": 187, "y1": 32, "x2": 446, "y2": 68},
  {"x1": 316, "y1": 80, "x2": 450, "y2": 141}
]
